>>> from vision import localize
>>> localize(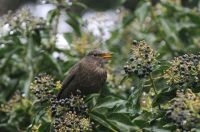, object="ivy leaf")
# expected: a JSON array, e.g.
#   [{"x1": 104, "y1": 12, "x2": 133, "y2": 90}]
[{"x1": 47, "y1": 9, "x2": 59, "y2": 25}]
